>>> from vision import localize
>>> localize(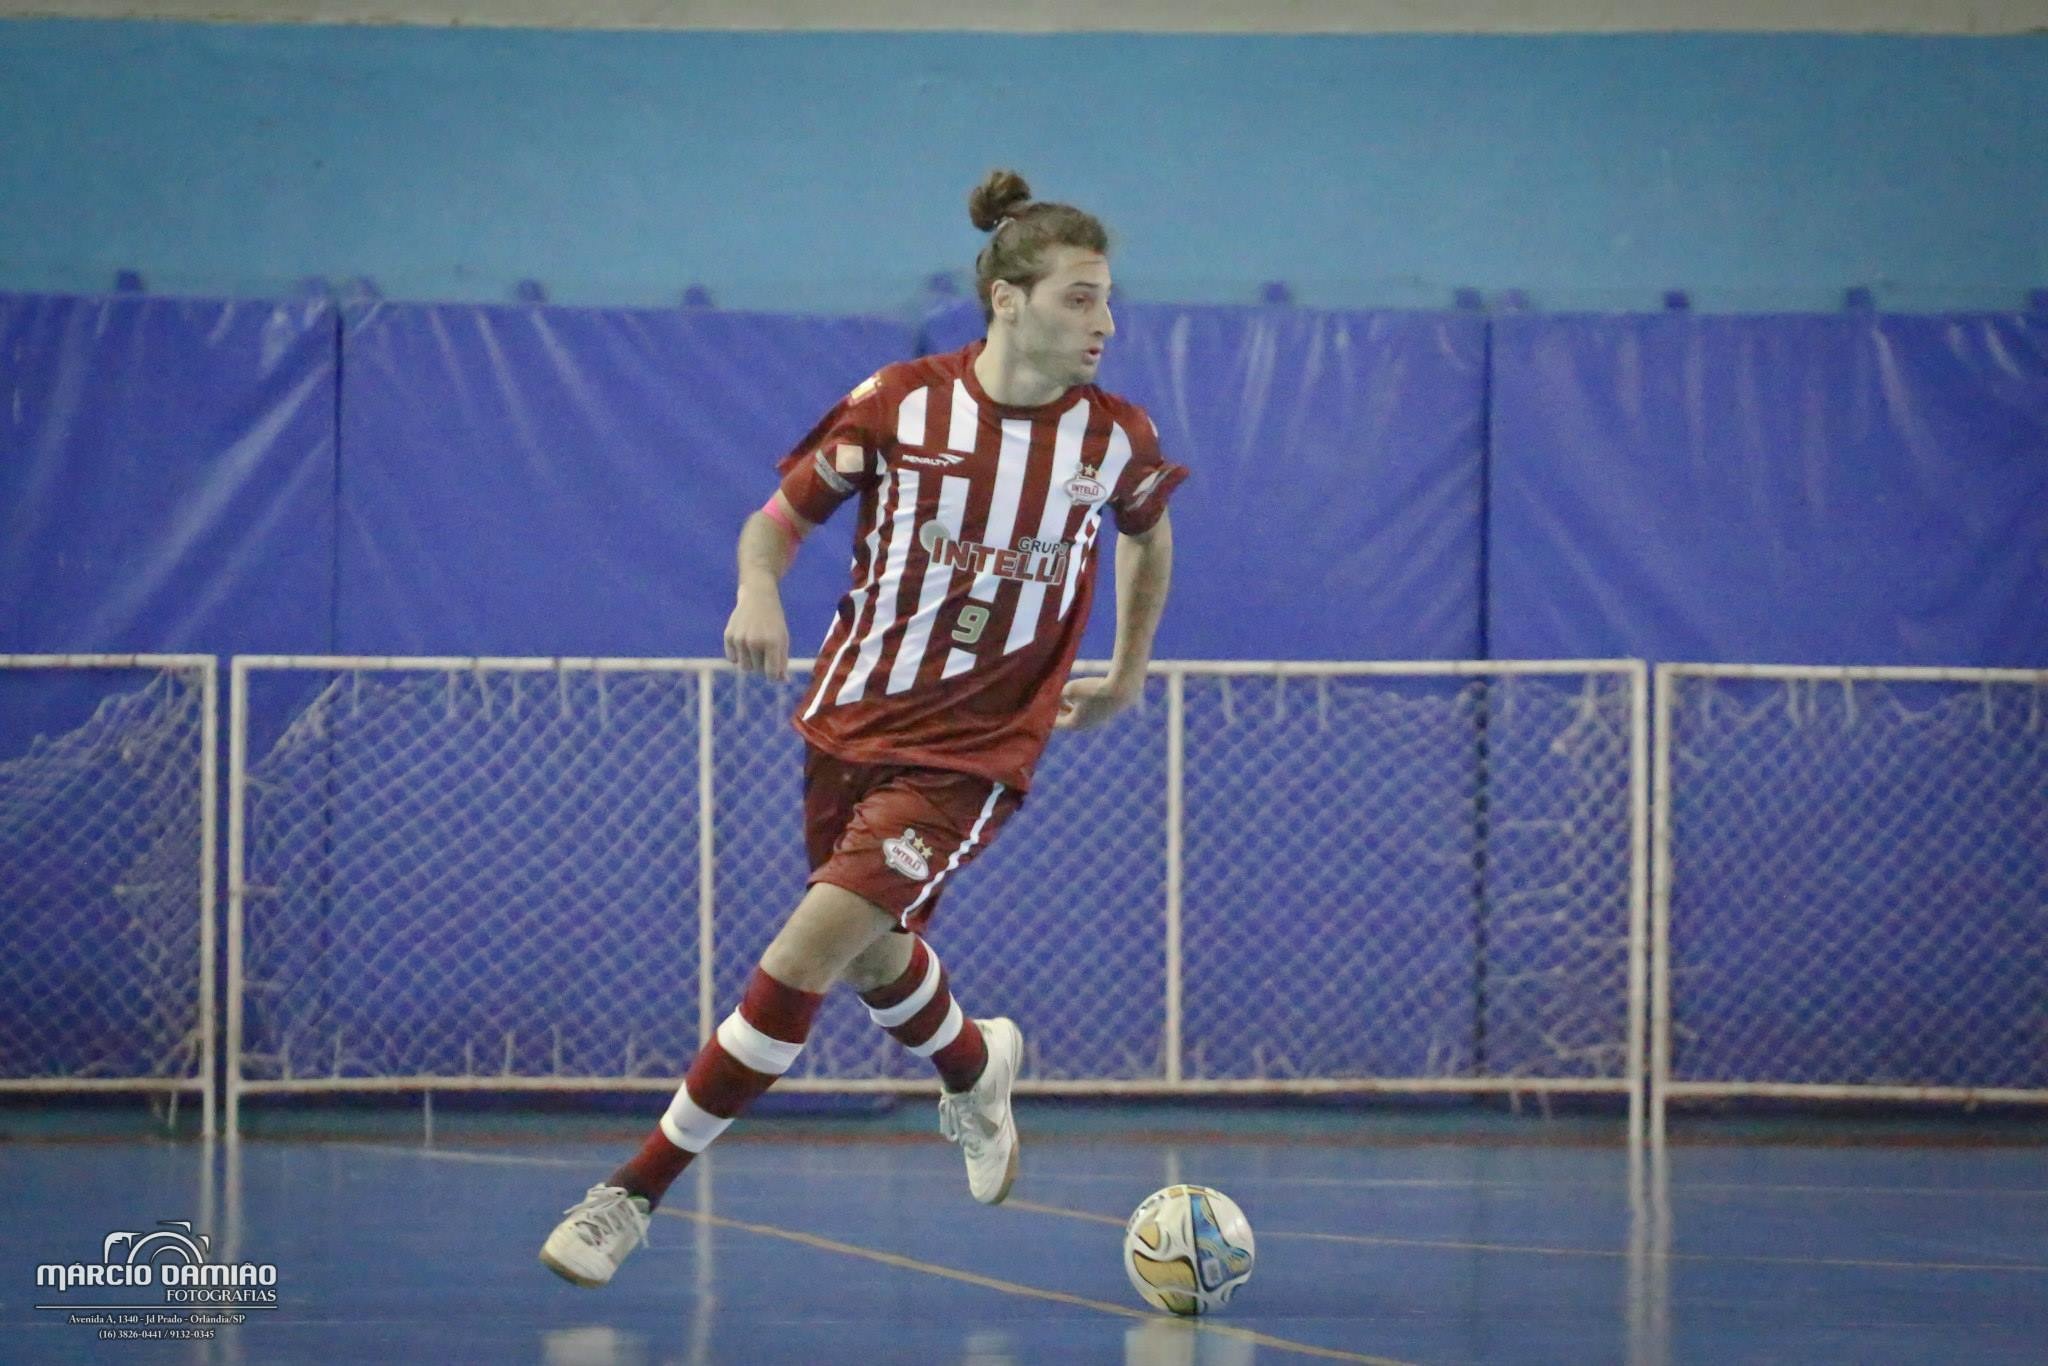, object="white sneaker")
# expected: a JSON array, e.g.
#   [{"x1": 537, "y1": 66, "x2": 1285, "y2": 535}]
[
  {"x1": 539, "y1": 1184, "x2": 650, "y2": 1287},
  {"x1": 938, "y1": 1017, "x2": 1022, "y2": 1205}
]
